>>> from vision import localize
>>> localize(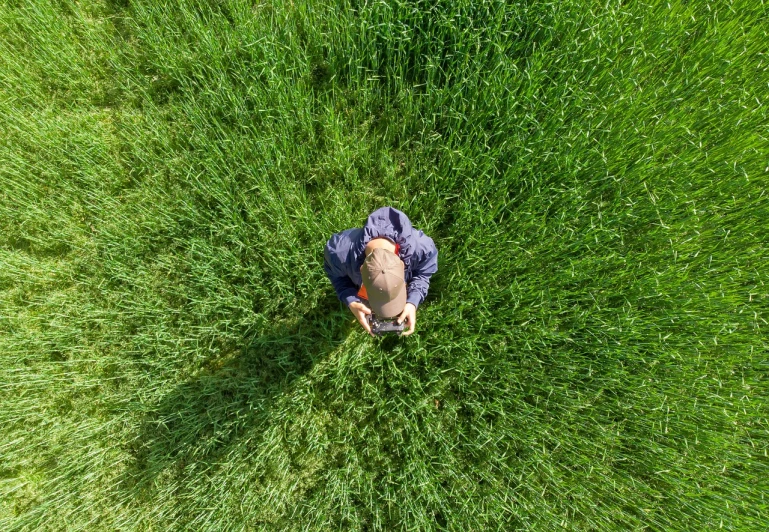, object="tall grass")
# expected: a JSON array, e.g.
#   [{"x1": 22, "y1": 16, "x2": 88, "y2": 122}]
[{"x1": 1, "y1": 0, "x2": 767, "y2": 529}]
